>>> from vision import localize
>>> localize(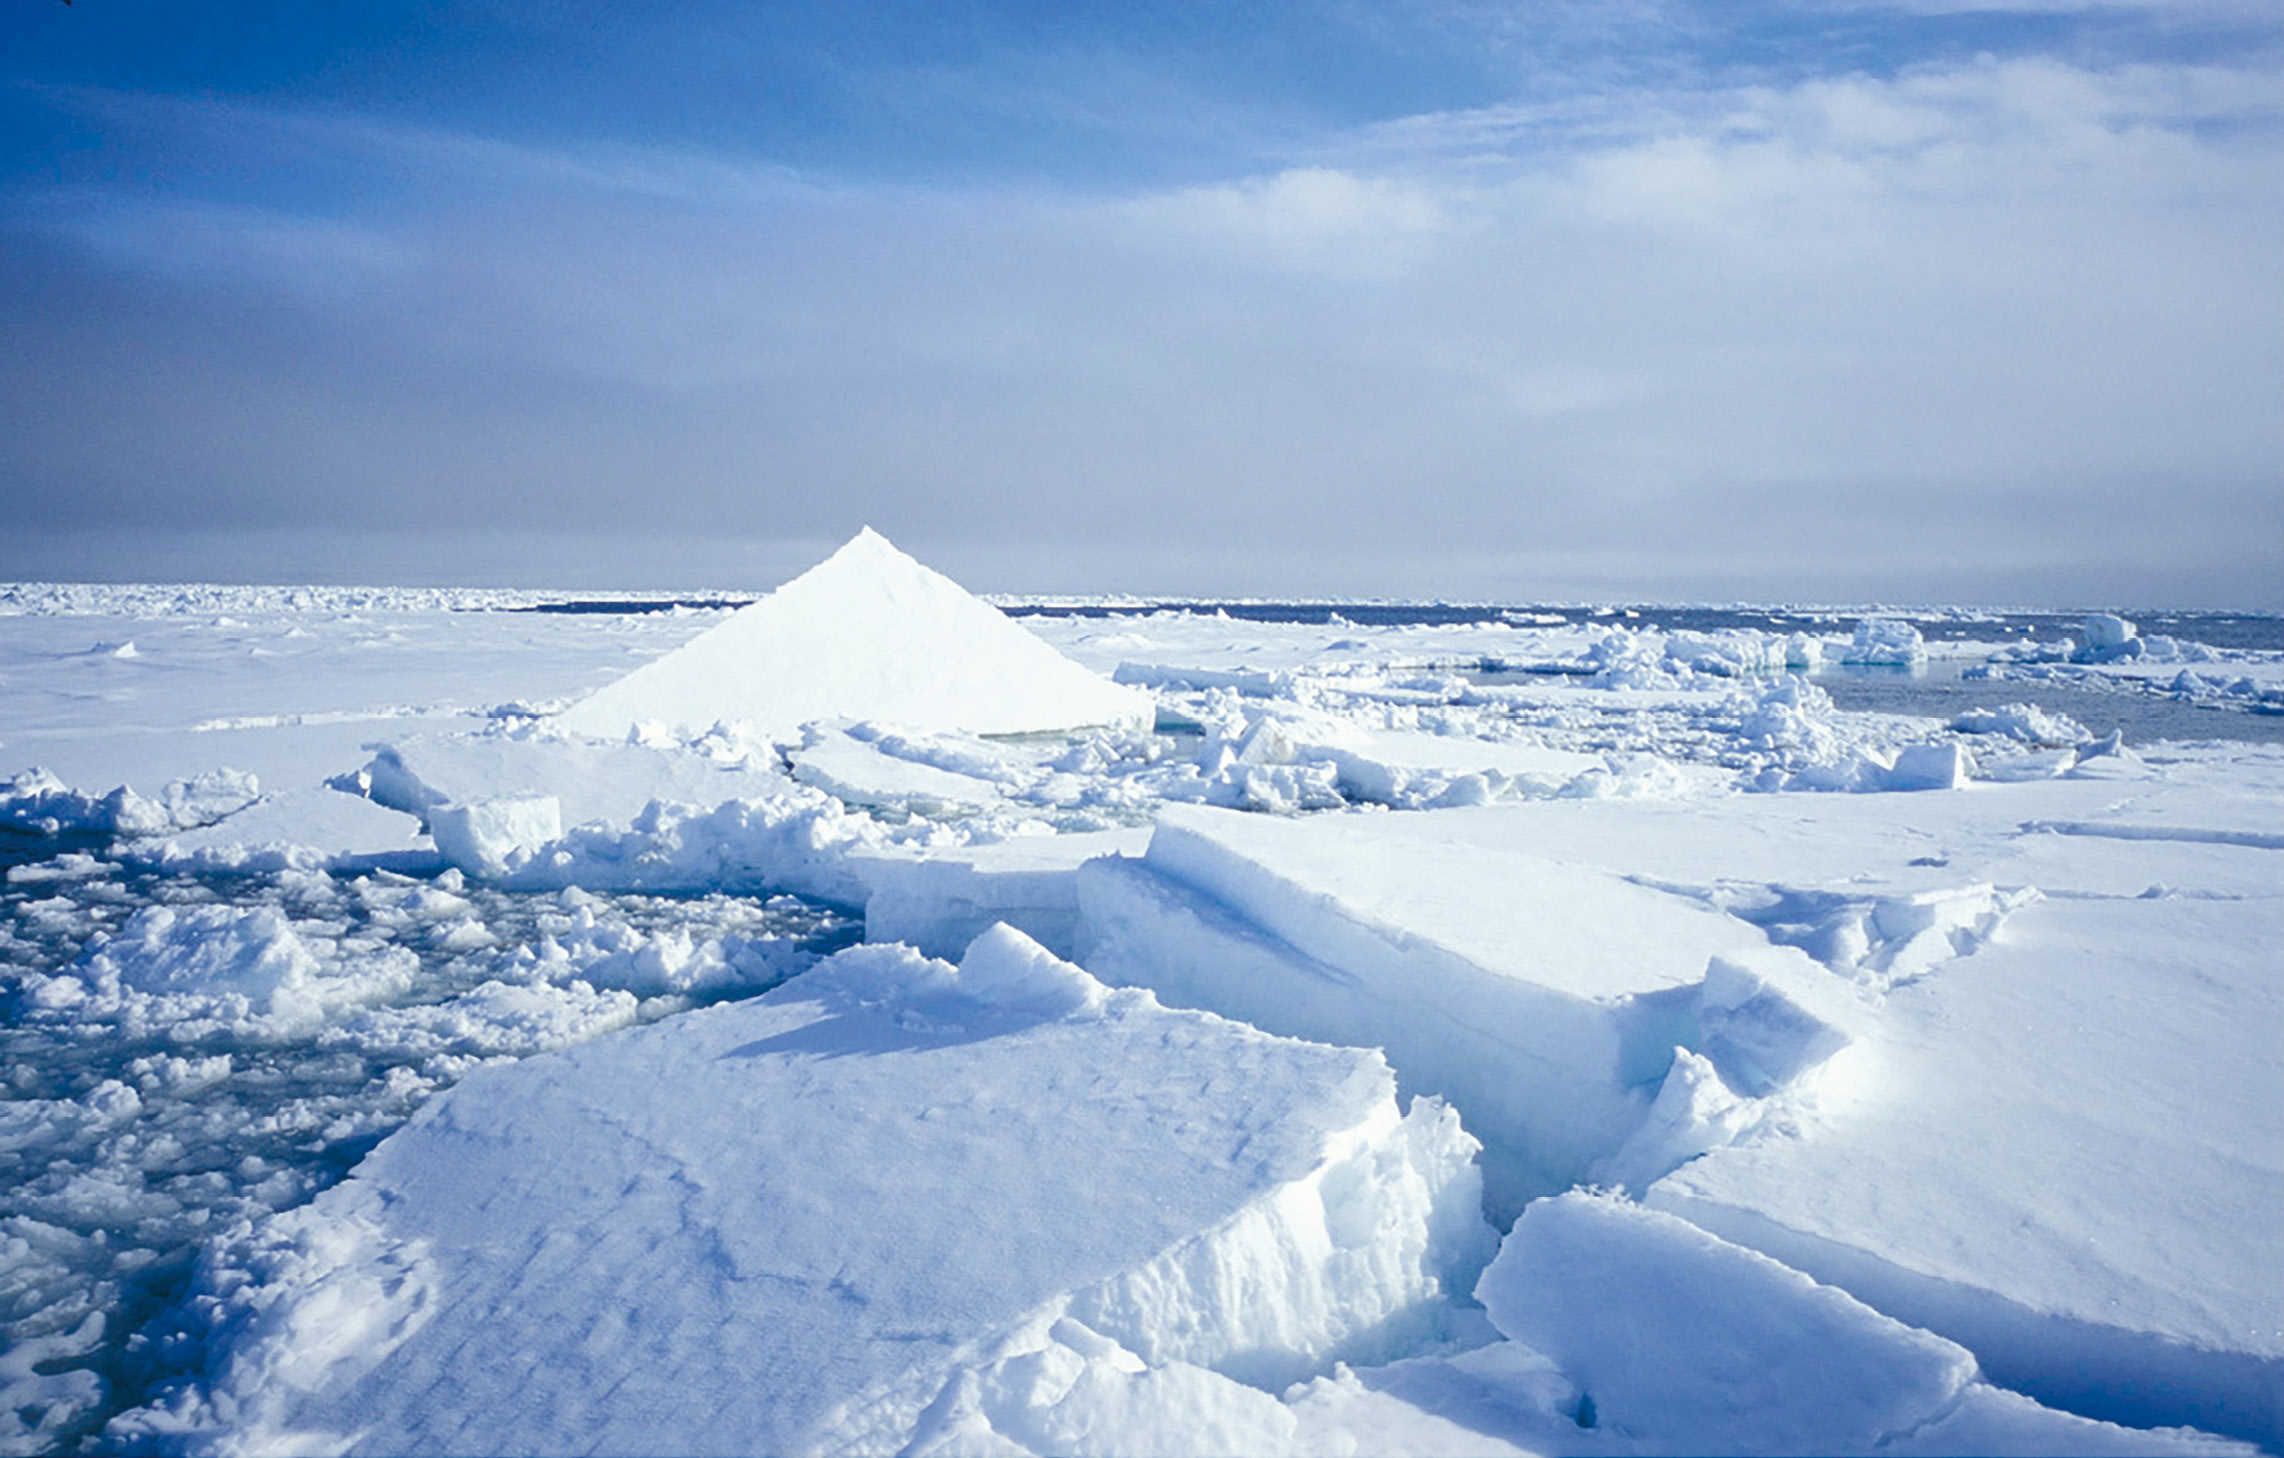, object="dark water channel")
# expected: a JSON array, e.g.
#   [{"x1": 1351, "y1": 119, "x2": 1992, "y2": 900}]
[{"x1": 1811, "y1": 663, "x2": 2284, "y2": 746}]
